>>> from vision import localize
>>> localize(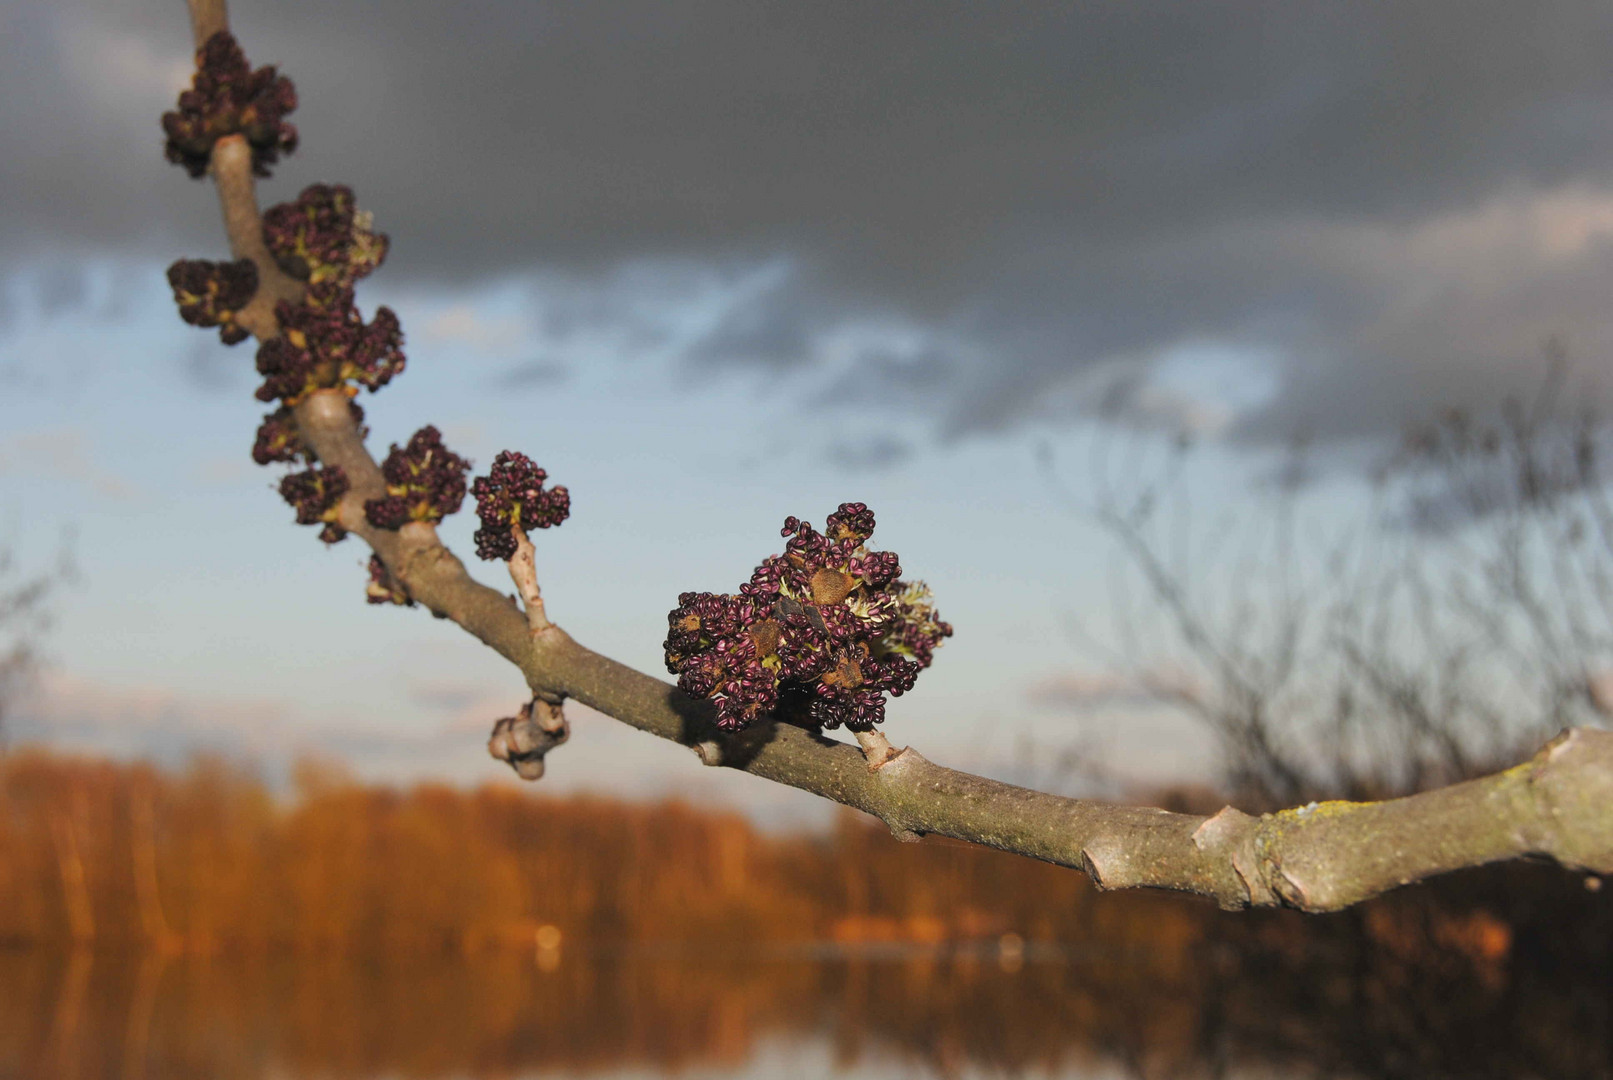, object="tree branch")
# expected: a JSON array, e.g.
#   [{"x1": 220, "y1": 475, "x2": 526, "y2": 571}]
[
  {"x1": 179, "y1": 4, "x2": 1613, "y2": 913},
  {"x1": 186, "y1": 0, "x2": 228, "y2": 50},
  {"x1": 507, "y1": 527, "x2": 552, "y2": 634}
]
